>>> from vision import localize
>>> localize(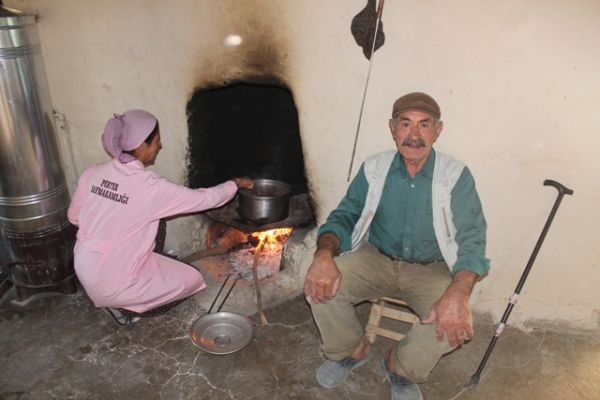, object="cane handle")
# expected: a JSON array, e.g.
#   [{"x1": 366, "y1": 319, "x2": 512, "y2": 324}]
[{"x1": 543, "y1": 179, "x2": 574, "y2": 196}]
